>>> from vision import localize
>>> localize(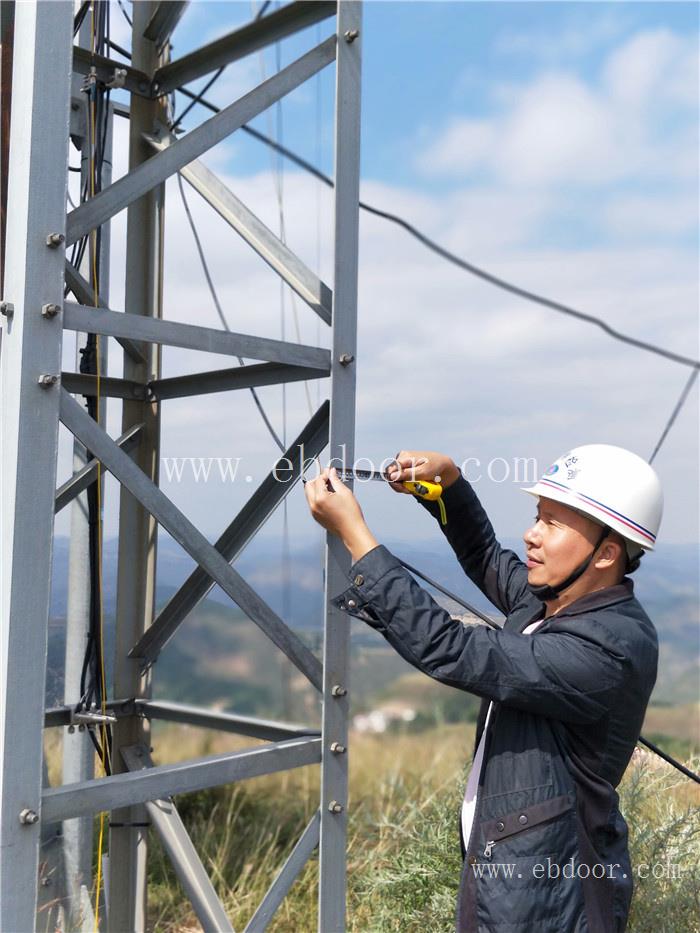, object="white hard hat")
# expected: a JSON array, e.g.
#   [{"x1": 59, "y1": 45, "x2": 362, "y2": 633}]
[{"x1": 522, "y1": 444, "x2": 663, "y2": 557}]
